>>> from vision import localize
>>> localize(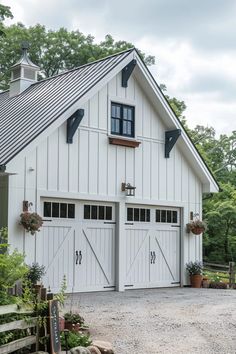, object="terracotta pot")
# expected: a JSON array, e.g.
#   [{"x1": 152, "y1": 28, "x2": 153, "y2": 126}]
[
  {"x1": 59, "y1": 317, "x2": 65, "y2": 331},
  {"x1": 202, "y1": 279, "x2": 210, "y2": 288},
  {"x1": 190, "y1": 274, "x2": 203, "y2": 288},
  {"x1": 64, "y1": 321, "x2": 80, "y2": 332},
  {"x1": 191, "y1": 227, "x2": 204, "y2": 235}
]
